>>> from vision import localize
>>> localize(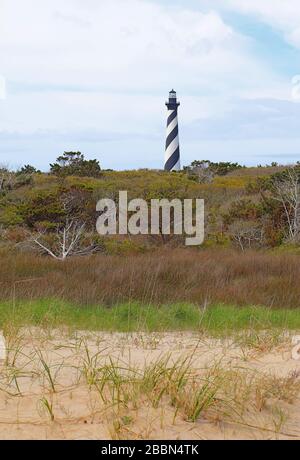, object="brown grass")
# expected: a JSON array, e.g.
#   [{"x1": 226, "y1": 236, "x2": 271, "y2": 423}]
[{"x1": 1, "y1": 248, "x2": 300, "y2": 308}]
